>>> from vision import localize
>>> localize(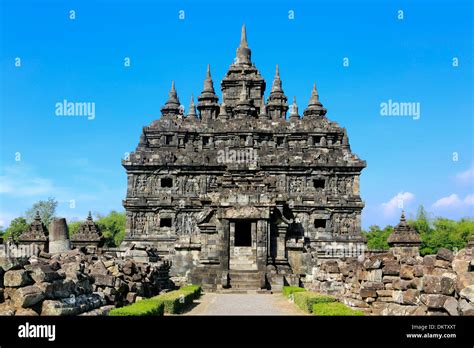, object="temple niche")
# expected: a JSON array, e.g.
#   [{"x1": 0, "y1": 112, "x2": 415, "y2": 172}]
[{"x1": 121, "y1": 25, "x2": 367, "y2": 291}]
